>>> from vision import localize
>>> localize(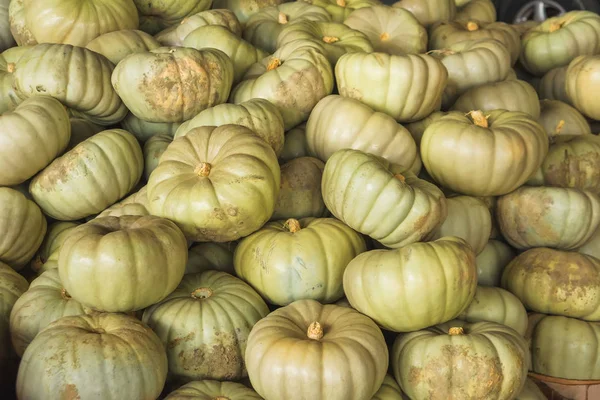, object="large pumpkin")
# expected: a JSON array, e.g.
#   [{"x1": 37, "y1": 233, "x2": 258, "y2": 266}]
[
  {"x1": 85, "y1": 29, "x2": 160, "y2": 65},
  {"x1": 476, "y1": 239, "x2": 515, "y2": 287},
  {"x1": 29, "y1": 129, "x2": 143, "y2": 221},
  {"x1": 0, "y1": 96, "x2": 70, "y2": 186},
  {"x1": 155, "y1": 9, "x2": 242, "y2": 47},
  {"x1": 234, "y1": 217, "x2": 366, "y2": 305},
  {"x1": 16, "y1": 313, "x2": 168, "y2": 400},
  {"x1": 58, "y1": 215, "x2": 188, "y2": 312},
  {"x1": 321, "y1": 149, "x2": 447, "y2": 248},
  {"x1": 392, "y1": 321, "x2": 529, "y2": 400},
  {"x1": 164, "y1": 380, "x2": 263, "y2": 400},
  {"x1": 142, "y1": 270, "x2": 269, "y2": 381},
  {"x1": 537, "y1": 99, "x2": 591, "y2": 140},
  {"x1": 245, "y1": 299, "x2": 389, "y2": 400},
  {"x1": 132, "y1": 0, "x2": 212, "y2": 34},
  {"x1": 343, "y1": 236, "x2": 477, "y2": 332},
  {"x1": 335, "y1": 52, "x2": 448, "y2": 123},
  {"x1": 565, "y1": 55, "x2": 600, "y2": 120},
  {"x1": 147, "y1": 124, "x2": 281, "y2": 242},
  {"x1": 420, "y1": 110, "x2": 548, "y2": 196}
]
